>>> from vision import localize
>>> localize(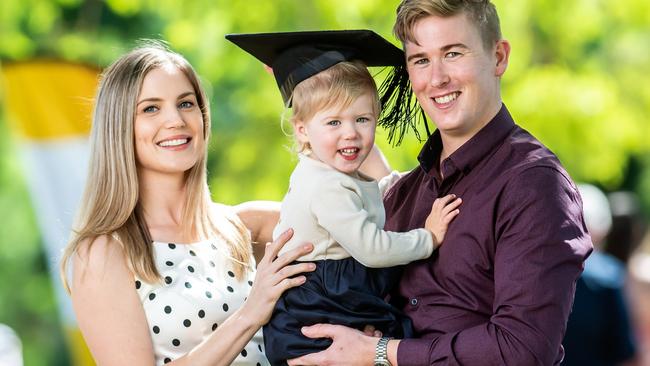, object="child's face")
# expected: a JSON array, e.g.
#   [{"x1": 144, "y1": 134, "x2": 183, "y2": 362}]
[{"x1": 295, "y1": 93, "x2": 377, "y2": 176}]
